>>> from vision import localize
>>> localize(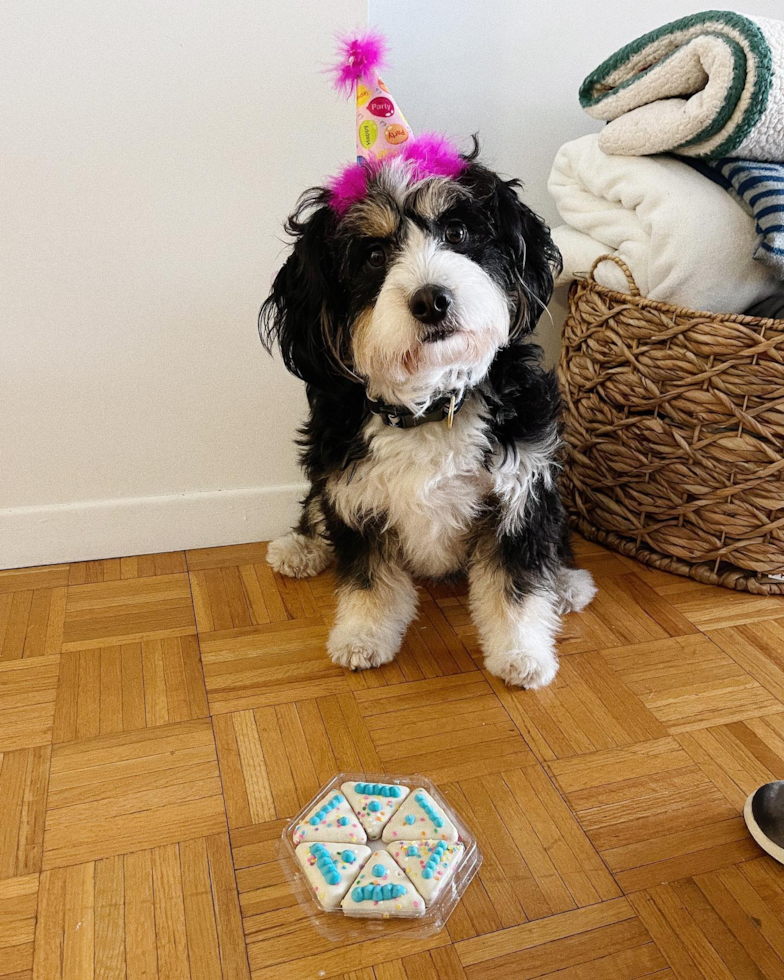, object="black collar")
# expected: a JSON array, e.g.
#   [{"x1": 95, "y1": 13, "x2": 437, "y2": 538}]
[{"x1": 366, "y1": 390, "x2": 467, "y2": 429}]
